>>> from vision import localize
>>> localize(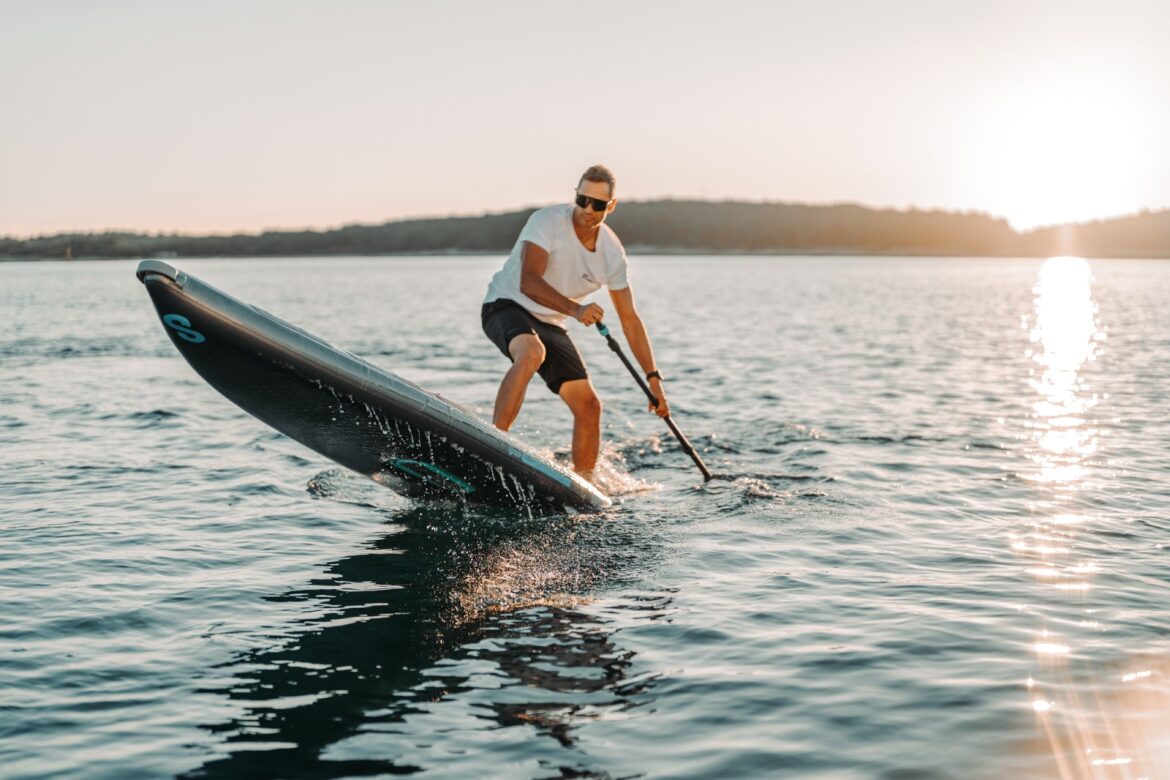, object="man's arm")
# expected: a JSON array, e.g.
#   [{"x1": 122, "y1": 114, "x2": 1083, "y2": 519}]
[
  {"x1": 519, "y1": 242, "x2": 604, "y2": 325},
  {"x1": 609, "y1": 285, "x2": 670, "y2": 418}
]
